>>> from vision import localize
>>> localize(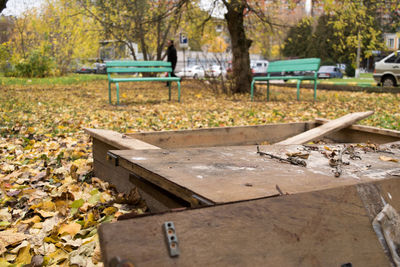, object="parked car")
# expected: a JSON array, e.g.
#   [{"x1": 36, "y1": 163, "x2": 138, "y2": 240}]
[
  {"x1": 176, "y1": 65, "x2": 205, "y2": 79},
  {"x1": 317, "y1": 65, "x2": 343, "y2": 79},
  {"x1": 373, "y1": 51, "x2": 400, "y2": 87},
  {"x1": 251, "y1": 60, "x2": 269, "y2": 76},
  {"x1": 95, "y1": 62, "x2": 107, "y2": 74},
  {"x1": 75, "y1": 61, "x2": 106, "y2": 74},
  {"x1": 75, "y1": 65, "x2": 96, "y2": 74},
  {"x1": 205, "y1": 65, "x2": 226, "y2": 78}
]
